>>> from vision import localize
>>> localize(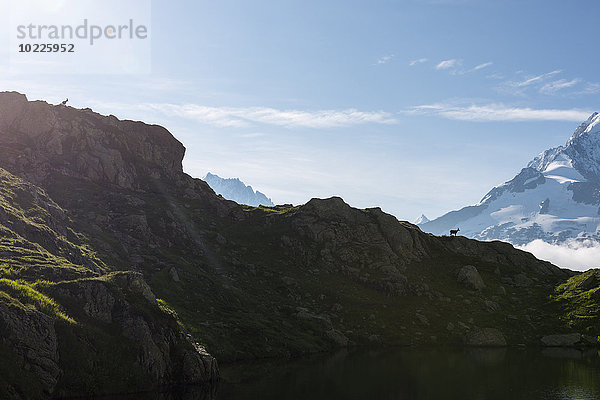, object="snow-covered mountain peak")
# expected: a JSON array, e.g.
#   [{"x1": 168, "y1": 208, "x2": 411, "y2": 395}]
[
  {"x1": 526, "y1": 113, "x2": 600, "y2": 183},
  {"x1": 414, "y1": 214, "x2": 430, "y2": 225},
  {"x1": 203, "y1": 172, "x2": 274, "y2": 207},
  {"x1": 420, "y1": 112, "x2": 600, "y2": 246},
  {"x1": 570, "y1": 112, "x2": 600, "y2": 141}
]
